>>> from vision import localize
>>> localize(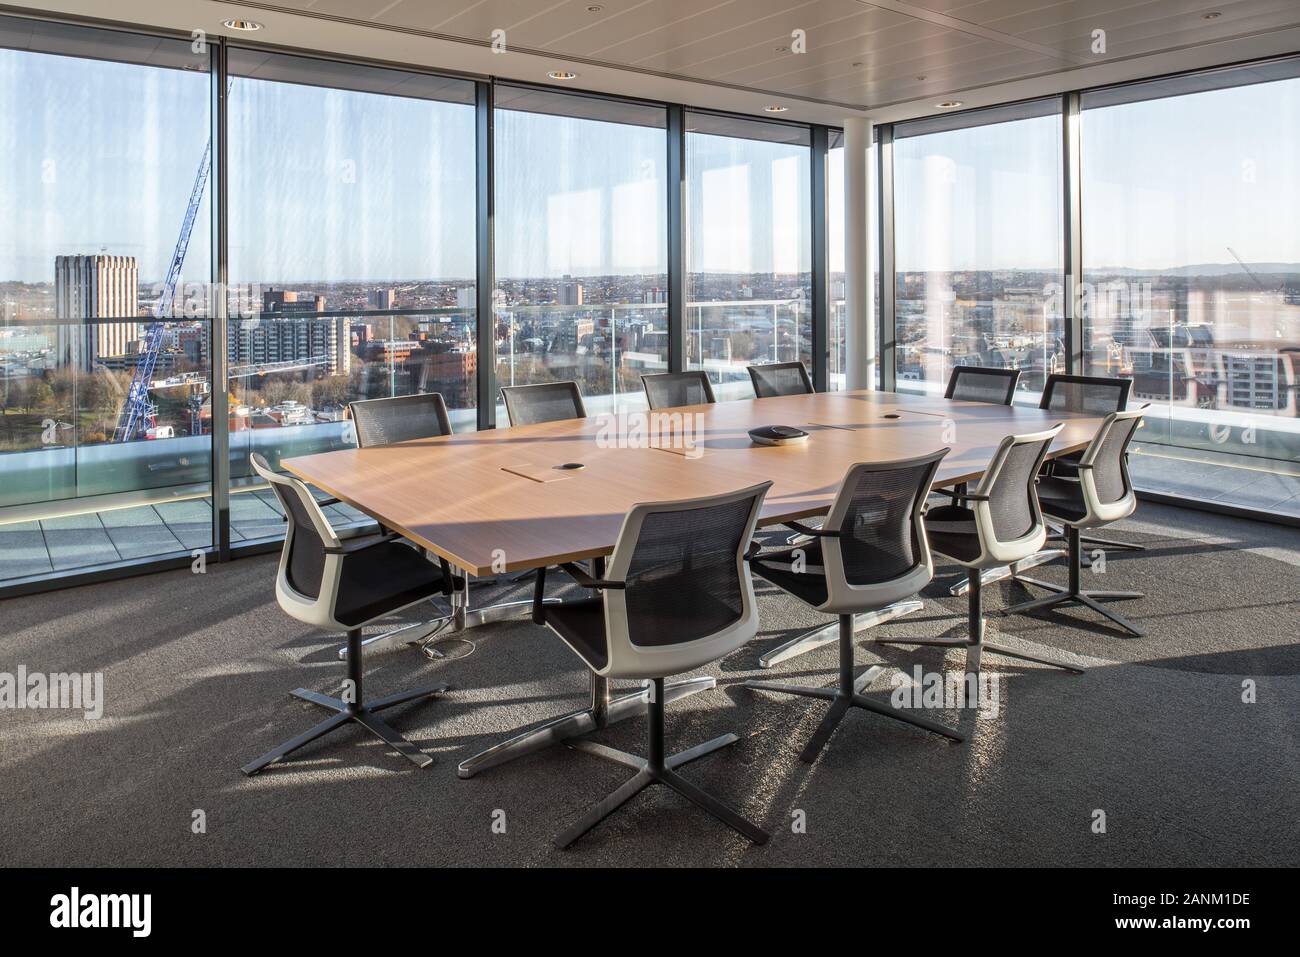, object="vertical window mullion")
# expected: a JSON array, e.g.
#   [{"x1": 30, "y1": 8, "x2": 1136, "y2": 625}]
[
  {"x1": 1063, "y1": 91, "x2": 1083, "y2": 374},
  {"x1": 476, "y1": 80, "x2": 496, "y2": 429},
  {"x1": 211, "y1": 38, "x2": 231, "y2": 561},
  {"x1": 810, "y1": 125, "x2": 829, "y2": 391},
  {"x1": 666, "y1": 104, "x2": 686, "y2": 374},
  {"x1": 878, "y1": 124, "x2": 897, "y2": 392}
]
